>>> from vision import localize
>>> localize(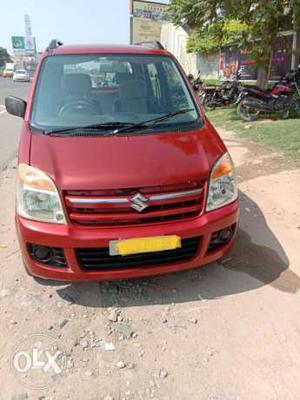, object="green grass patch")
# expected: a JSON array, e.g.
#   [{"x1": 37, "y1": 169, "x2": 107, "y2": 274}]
[
  {"x1": 202, "y1": 79, "x2": 220, "y2": 86},
  {"x1": 202, "y1": 79, "x2": 272, "y2": 86},
  {"x1": 207, "y1": 107, "x2": 300, "y2": 161}
]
